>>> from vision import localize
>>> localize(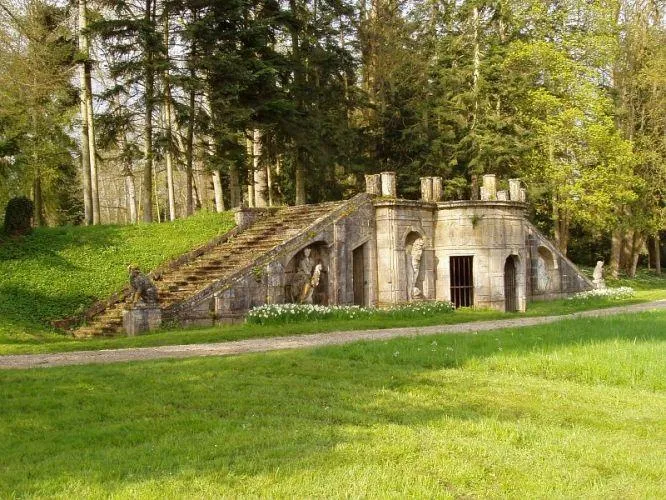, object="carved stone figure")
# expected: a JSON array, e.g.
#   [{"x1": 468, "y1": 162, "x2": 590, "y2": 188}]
[
  {"x1": 299, "y1": 263, "x2": 323, "y2": 304},
  {"x1": 592, "y1": 261, "x2": 606, "y2": 289},
  {"x1": 410, "y1": 237, "x2": 425, "y2": 299},
  {"x1": 128, "y1": 266, "x2": 159, "y2": 307}
]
